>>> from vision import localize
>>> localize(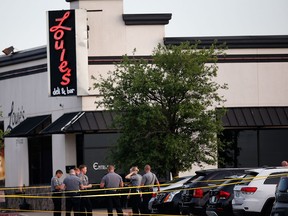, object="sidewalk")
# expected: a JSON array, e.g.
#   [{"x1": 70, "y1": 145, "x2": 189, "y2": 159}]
[{"x1": 16, "y1": 208, "x2": 133, "y2": 216}]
